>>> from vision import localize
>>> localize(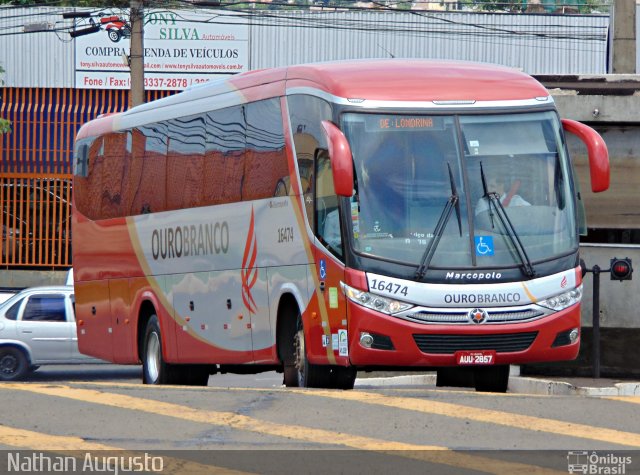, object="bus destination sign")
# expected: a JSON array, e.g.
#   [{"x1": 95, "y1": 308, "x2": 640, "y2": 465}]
[{"x1": 365, "y1": 115, "x2": 443, "y2": 132}]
